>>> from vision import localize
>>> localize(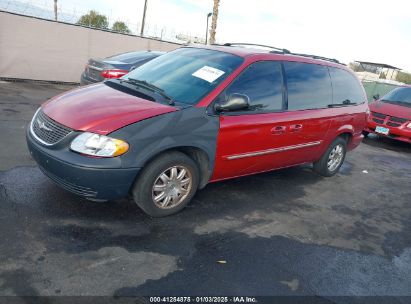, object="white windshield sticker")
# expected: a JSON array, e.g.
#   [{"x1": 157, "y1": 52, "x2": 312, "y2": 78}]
[{"x1": 192, "y1": 66, "x2": 225, "y2": 83}]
